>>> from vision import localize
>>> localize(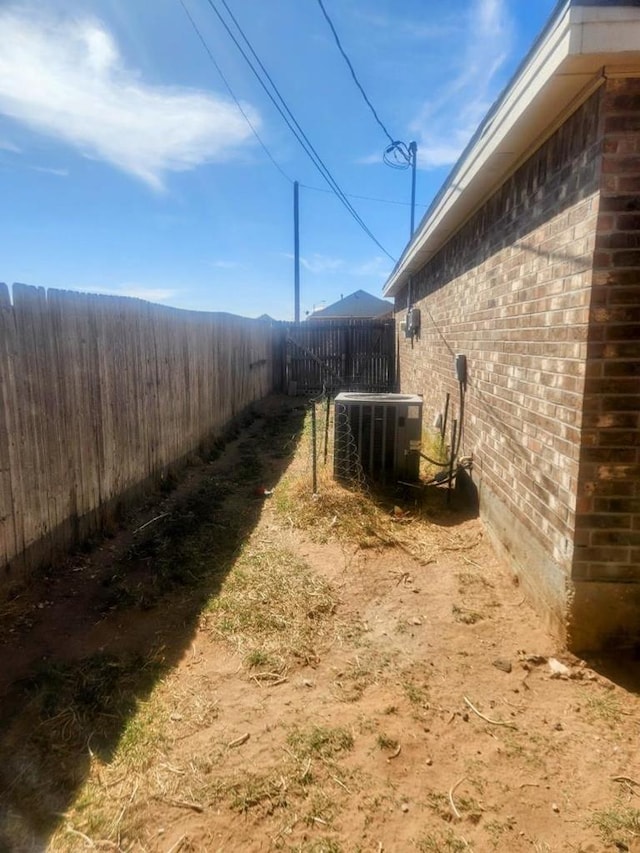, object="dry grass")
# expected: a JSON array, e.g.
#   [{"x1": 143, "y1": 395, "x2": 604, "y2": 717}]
[
  {"x1": 55, "y1": 507, "x2": 358, "y2": 843},
  {"x1": 590, "y1": 805, "x2": 640, "y2": 846},
  {"x1": 286, "y1": 404, "x2": 482, "y2": 567},
  {"x1": 28, "y1": 398, "x2": 640, "y2": 853},
  {"x1": 274, "y1": 419, "x2": 441, "y2": 566},
  {"x1": 286, "y1": 725, "x2": 354, "y2": 761},
  {"x1": 205, "y1": 540, "x2": 339, "y2": 669},
  {"x1": 276, "y1": 470, "x2": 383, "y2": 548},
  {"x1": 47, "y1": 684, "x2": 168, "y2": 850}
]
